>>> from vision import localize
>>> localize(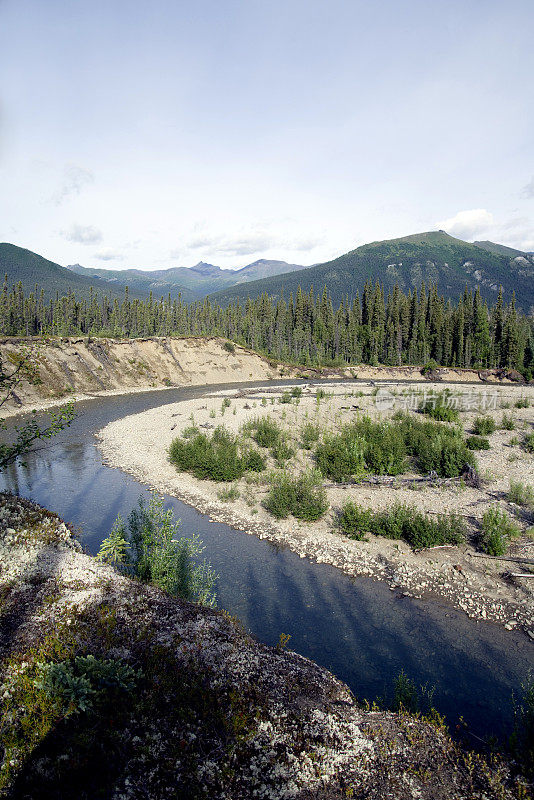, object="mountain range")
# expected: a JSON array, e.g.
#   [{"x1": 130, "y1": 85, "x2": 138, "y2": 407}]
[
  {"x1": 2, "y1": 231, "x2": 533, "y2": 310},
  {"x1": 209, "y1": 231, "x2": 534, "y2": 311}
]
